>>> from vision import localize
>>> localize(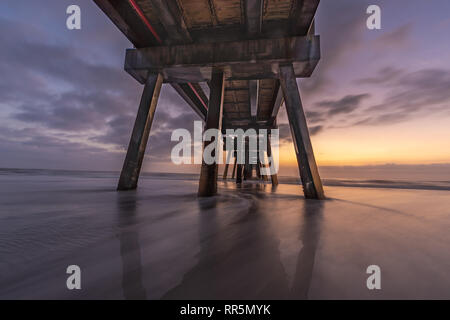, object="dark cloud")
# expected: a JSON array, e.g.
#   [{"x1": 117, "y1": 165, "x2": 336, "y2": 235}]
[
  {"x1": 357, "y1": 66, "x2": 404, "y2": 85},
  {"x1": 301, "y1": 2, "x2": 413, "y2": 105},
  {"x1": 277, "y1": 121, "x2": 323, "y2": 144},
  {"x1": 354, "y1": 68, "x2": 450, "y2": 126},
  {"x1": 305, "y1": 111, "x2": 325, "y2": 124},
  {"x1": 278, "y1": 123, "x2": 292, "y2": 143},
  {"x1": 0, "y1": 9, "x2": 203, "y2": 169},
  {"x1": 302, "y1": 65, "x2": 450, "y2": 131},
  {"x1": 315, "y1": 94, "x2": 371, "y2": 116},
  {"x1": 309, "y1": 125, "x2": 324, "y2": 136}
]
